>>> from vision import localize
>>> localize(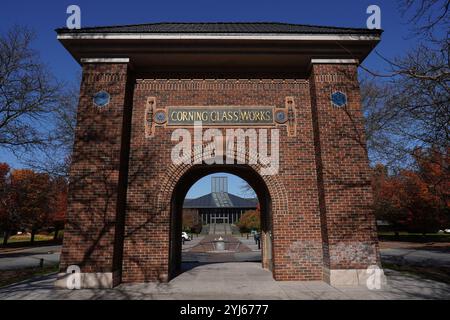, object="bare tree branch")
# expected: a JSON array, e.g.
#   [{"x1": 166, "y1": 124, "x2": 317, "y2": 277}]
[{"x1": 0, "y1": 25, "x2": 61, "y2": 154}]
